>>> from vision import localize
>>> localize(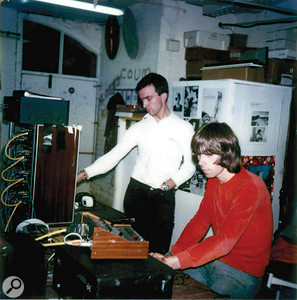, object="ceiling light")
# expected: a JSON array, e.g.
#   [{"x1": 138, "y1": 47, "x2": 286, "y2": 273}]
[{"x1": 30, "y1": 0, "x2": 124, "y2": 16}]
